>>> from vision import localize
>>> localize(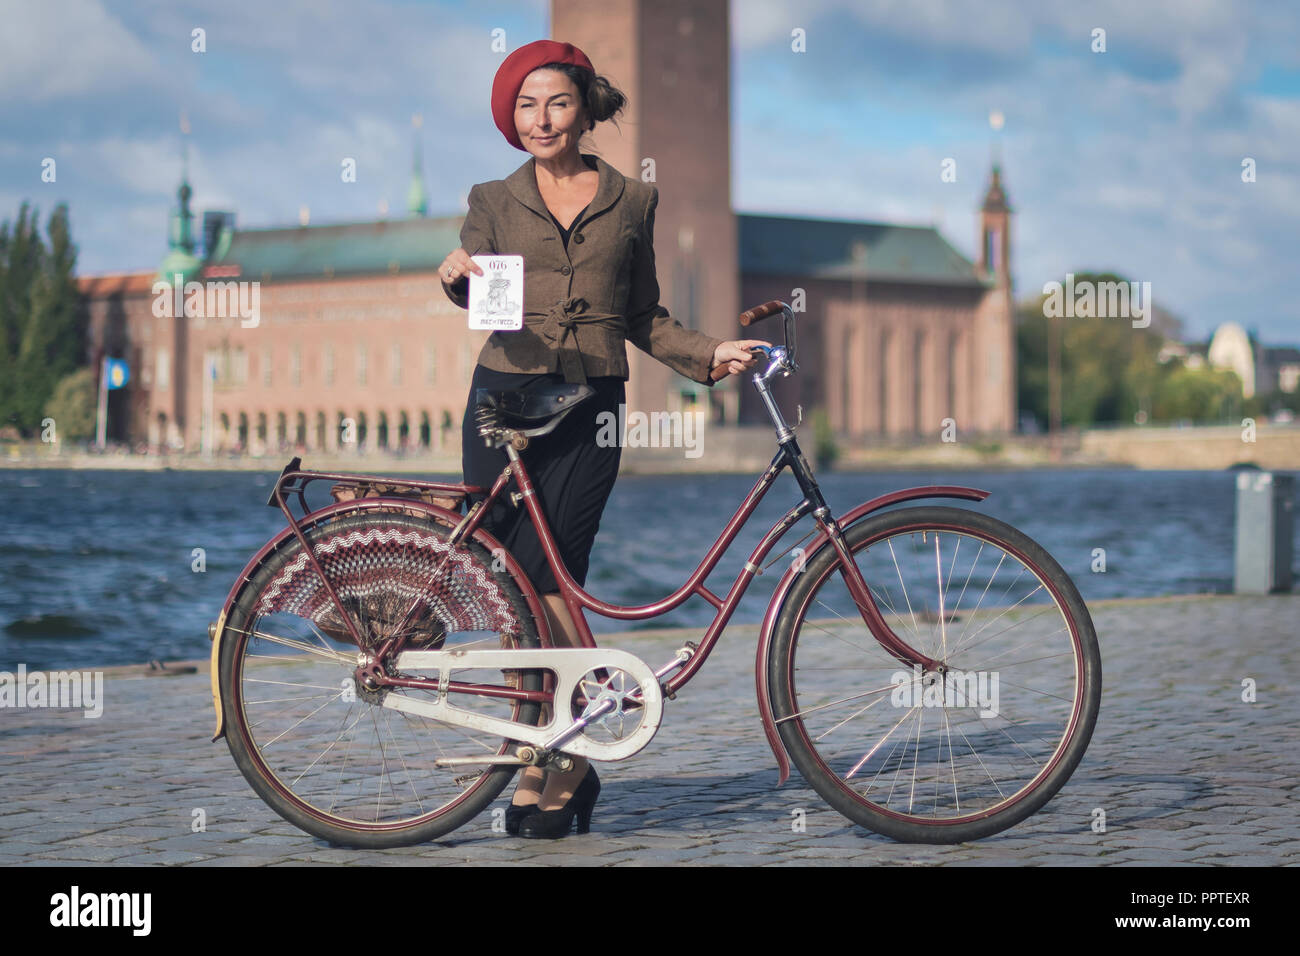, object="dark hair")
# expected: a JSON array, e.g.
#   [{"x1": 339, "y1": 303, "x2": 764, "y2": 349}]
[{"x1": 539, "y1": 64, "x2": 627, "y2": 141}]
